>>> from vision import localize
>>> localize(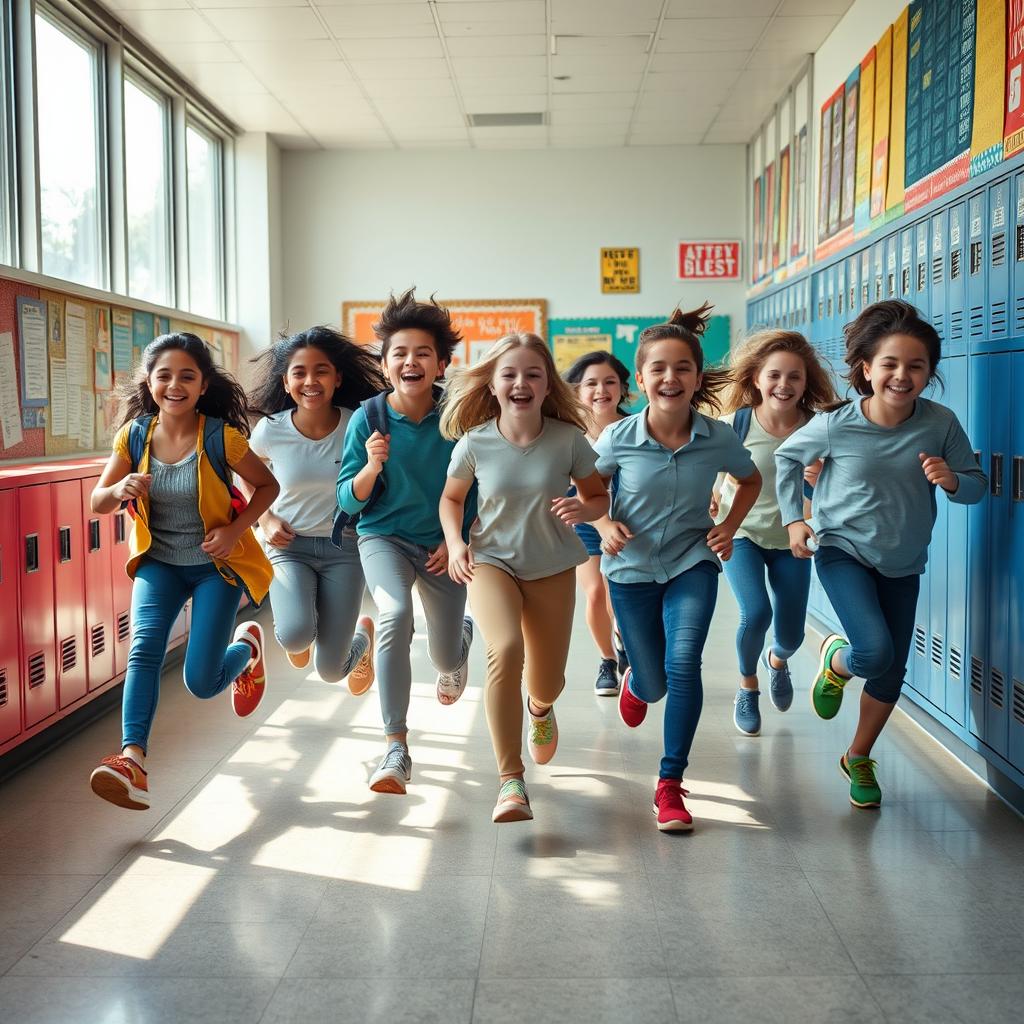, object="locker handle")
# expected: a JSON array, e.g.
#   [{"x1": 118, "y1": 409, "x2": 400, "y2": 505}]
[
  {"x1": 25, "y1": 533, "x2": 39, "y2": 573},
  {"x1": 88, "y1": 519, "x2": 101, "y2": 552},
  {"x1": 58, "y1": 526, "x2": 72, "y2": 563},
  {"x1": 973, "y1": 449, "x2": 982, "y2": 466},
  {"x1": 1013, "y1": 456, "x2": 1024, "y2": 502},
  {"x1": 990, "y1": 453, "x2": 1004, "y2": 497},
  {"x1": 114, "y1": 513, "x2": 126, "y2": 543}
]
